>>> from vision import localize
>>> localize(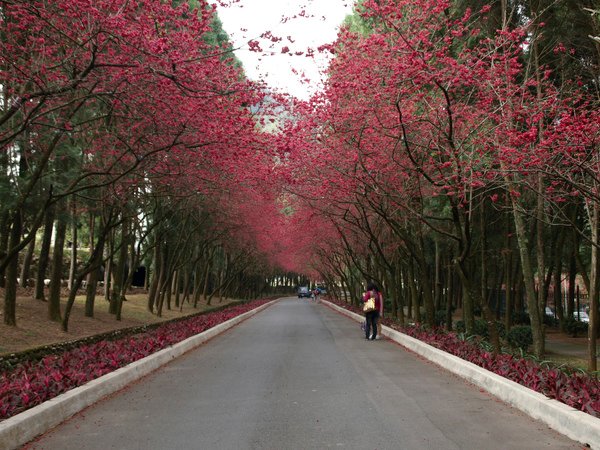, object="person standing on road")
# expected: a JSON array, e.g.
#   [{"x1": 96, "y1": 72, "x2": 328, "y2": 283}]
[
  {"x1": 363, "y1": 282, "x2": 383, "y2": 340},
  {"x1": 313, "y1": 287, "x2": 320, "y2": 303}
]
